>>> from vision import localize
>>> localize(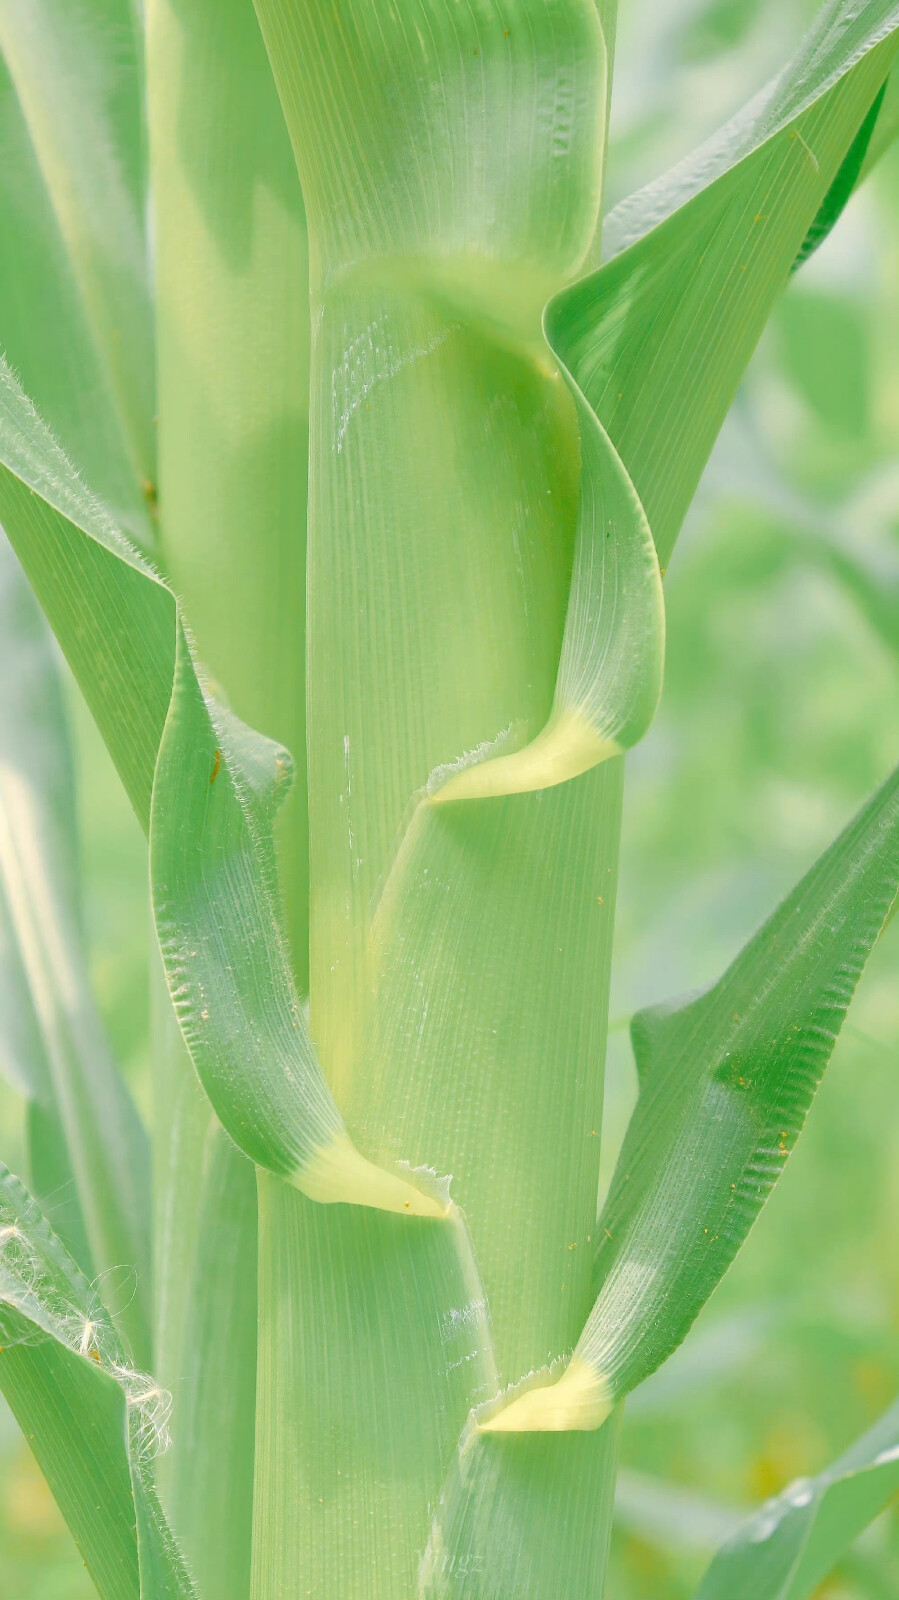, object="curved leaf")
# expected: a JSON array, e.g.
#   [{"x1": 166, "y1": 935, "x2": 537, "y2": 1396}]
[
  {"x1": 582, "y1": 0, "x2": 899, "y2": 571},
  {"x1": 696, "y1": 1399, "x2": 899, "y2": 1600},
  {"x1": 0, "y1": 532, "x2": 151, "y2": 1363},
  {"x1": 482, "y1": 761, "x2": 899, "y2": 1431},
  {"x1": 0, "y1": 1163, "x2": 194, "y2": 1599},
  {"x1": 0, "y1": 358, "x2": 443, "y2": 1217}
]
